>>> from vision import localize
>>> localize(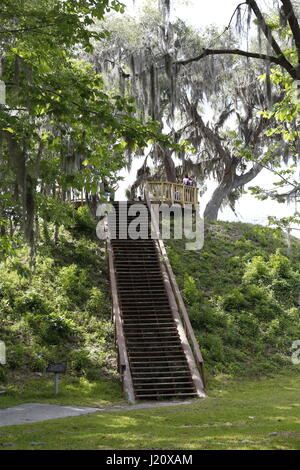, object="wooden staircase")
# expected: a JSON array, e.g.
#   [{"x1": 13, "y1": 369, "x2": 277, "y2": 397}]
[{"x1": 106, "y1": 200, "x2": 205, "y2": 402}]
